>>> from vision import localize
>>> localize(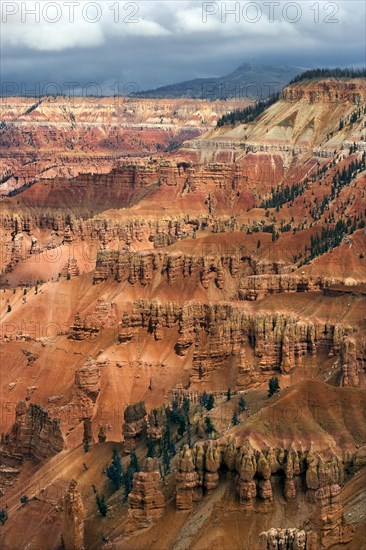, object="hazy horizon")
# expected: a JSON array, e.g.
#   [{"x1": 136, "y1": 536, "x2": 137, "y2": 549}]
[{"x1": 1, "y1": 0, "x2": 365, "y2": 96}]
